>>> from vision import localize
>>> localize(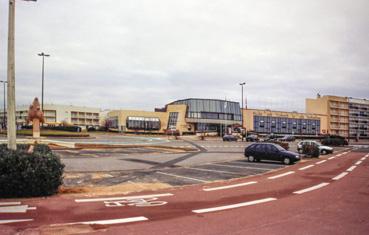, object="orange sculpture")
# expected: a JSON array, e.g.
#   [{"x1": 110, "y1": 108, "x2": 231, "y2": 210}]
[{"x1": 27, "y1": 97, "x2": 44, "y2": 138}]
